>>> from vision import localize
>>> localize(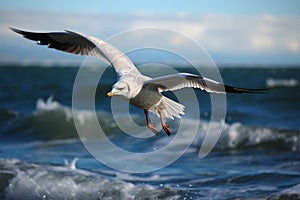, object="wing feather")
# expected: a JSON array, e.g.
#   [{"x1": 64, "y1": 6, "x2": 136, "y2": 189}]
[
  {"x1": 144, "y1": 73, "x2": 266, "y2": 94},
  {"x1": 10, "y1": 28, "x2": 140, "y2": 77}
]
